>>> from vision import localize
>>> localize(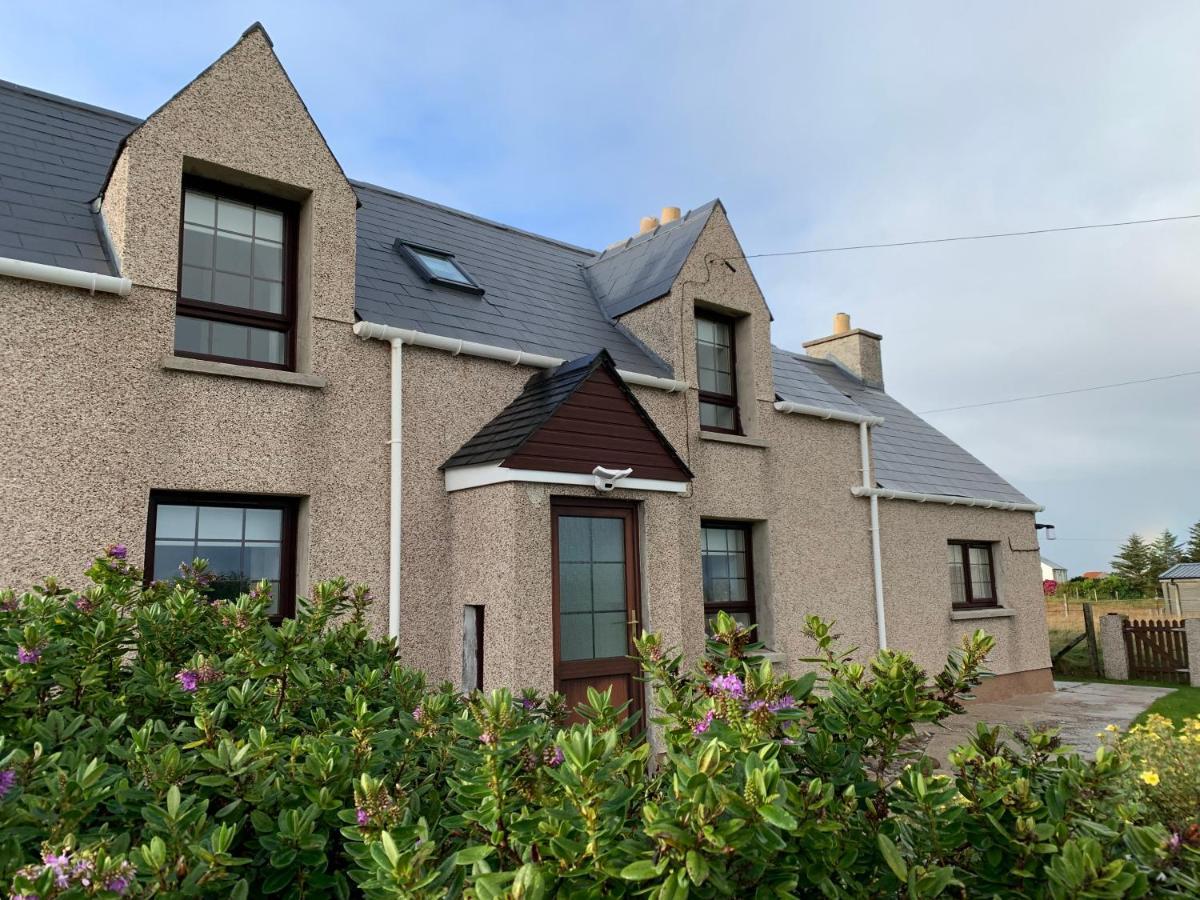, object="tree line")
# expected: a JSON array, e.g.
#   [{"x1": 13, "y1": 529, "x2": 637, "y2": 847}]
[{"x1": 1107, "y1": 521, "x2": 1200, "y2": 598}]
